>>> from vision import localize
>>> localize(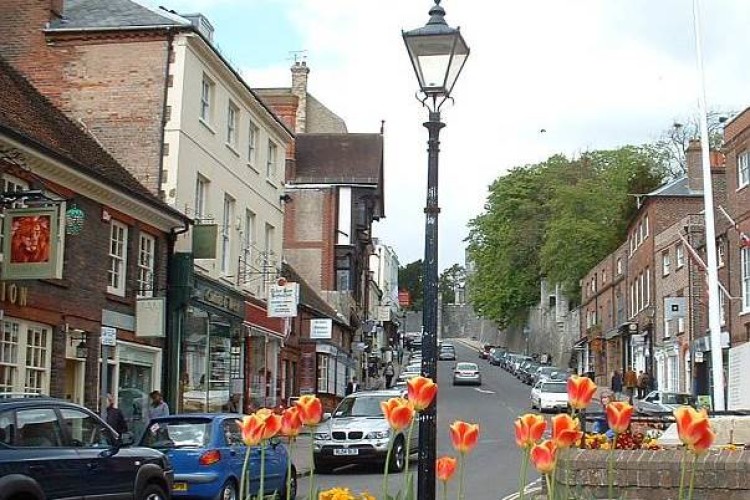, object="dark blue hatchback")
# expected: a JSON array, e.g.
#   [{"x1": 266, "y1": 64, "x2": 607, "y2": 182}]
[{"x1": 140, "y1": 414, "x2": 296, "y2": 500}]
